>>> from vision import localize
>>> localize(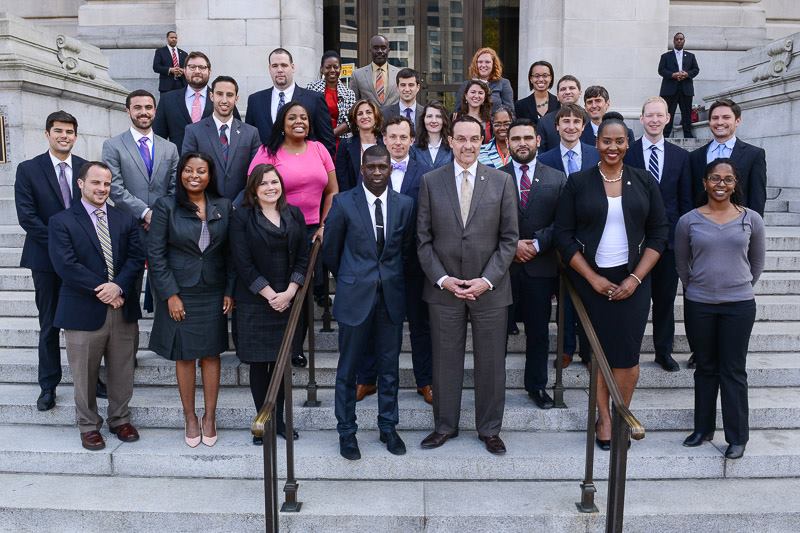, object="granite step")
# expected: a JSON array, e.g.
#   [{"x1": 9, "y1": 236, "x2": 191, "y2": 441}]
[
  {"x1": 0, "y1": 199, "x2": 15, "y2": 225},
  {"x1": 765, "y1": 212, "x2": 800, "y2": 226}
]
